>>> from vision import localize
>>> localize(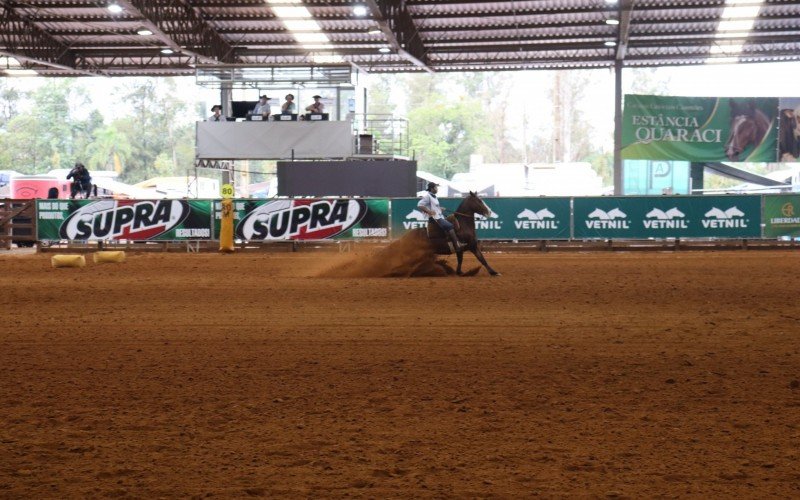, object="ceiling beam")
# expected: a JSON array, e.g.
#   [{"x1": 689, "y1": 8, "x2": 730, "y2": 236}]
[
  {"x1": 0, "y1": 1, "x2": 99, "y2": 75},
  {"x1": 115, "y1": 0, "x2": 236, "y2": 64},
  {"x1": 616, "y1": 0, "x2": 634, "y2": 60},
  {"x1": 364, "y1": 0, "x2": 432, "y2": 72}
]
